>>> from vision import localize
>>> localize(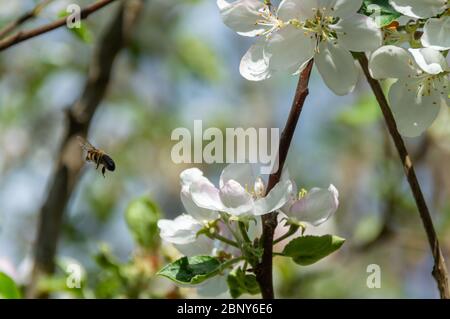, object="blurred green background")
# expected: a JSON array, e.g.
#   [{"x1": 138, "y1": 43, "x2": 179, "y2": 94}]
[{"x1": 0, "y1": 0, "x2": 449, "y2": 299}]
